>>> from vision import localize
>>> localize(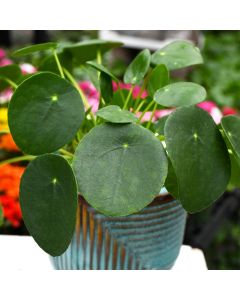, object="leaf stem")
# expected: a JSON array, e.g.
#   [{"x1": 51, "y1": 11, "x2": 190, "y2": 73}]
[
  {"x1": 59, "y1": 148, "x2": 74, "y2": 157},
  {"x1": 137, "y1": 100, "x2": 155, "y2": 123},
  {"x1": 0, "y1": 155, "x2": 35, "y2": 166},
  {"x1": 63, "y1": 68, "x2": 96, "y2": 126},
  {"x1": 146, "y1": 103, "x2": 158, "y2": 129},
  {"x1": 123, "y1": 86, "x2": 134, "y2": 110},
  {"x1": 3, "y1": 78, "x2": 18, "y2": 89},
  {"x1": 53, "y1": 50, "x2": 65, "y2": 79}
]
